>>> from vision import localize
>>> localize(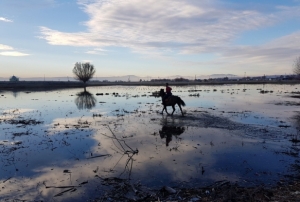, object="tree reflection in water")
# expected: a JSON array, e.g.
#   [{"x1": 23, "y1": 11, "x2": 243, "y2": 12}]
[{"x1": 75, "y1": 89, "x2": 96, "y2": 109}]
